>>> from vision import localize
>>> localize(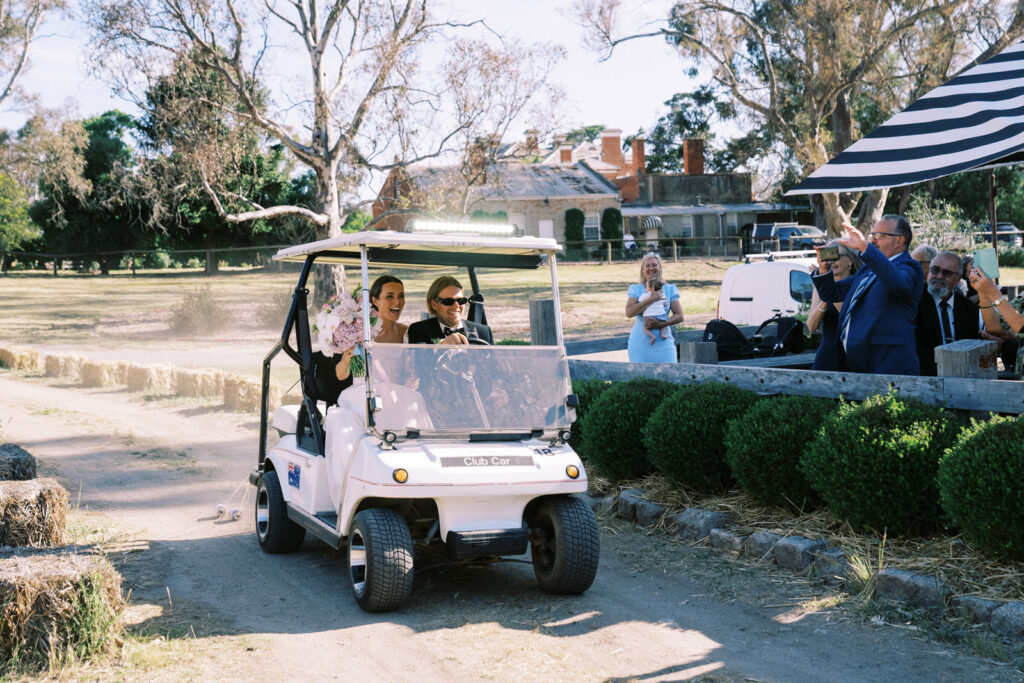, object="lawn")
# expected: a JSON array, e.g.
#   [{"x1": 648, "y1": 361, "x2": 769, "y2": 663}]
[{"x1": 2, "y1": 259, "x2": 1021, "y2": 380}]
